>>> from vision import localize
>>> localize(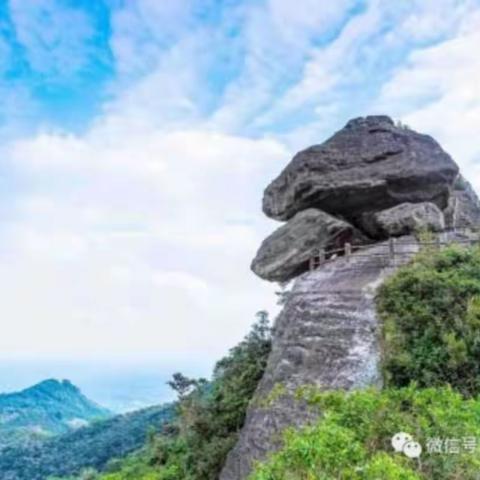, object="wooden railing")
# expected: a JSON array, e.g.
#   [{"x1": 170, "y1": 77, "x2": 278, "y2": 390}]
[{"x1": 308, "y1": 226, "x2": 480, "y2": 272}]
